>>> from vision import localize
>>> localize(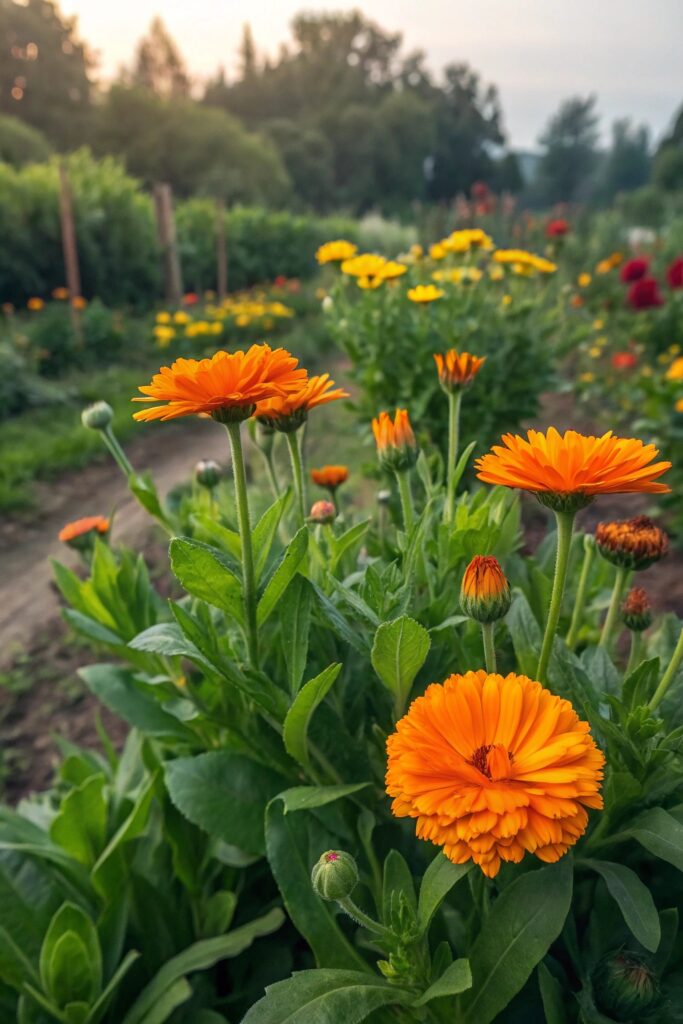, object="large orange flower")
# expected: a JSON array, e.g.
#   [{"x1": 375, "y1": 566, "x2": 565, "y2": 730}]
[
  {"x1": 132, "y1": 346, "x2": 307, "y2": 423},
  {"x1": 256, "y1": 374, "x2": 349, "y2": 430},
  {"x1": 386, "y1": 670, "x2": 604, "y2": 878},
  {"x1": 476, "y1": 428, "x2": 671, "y2": 510}
]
